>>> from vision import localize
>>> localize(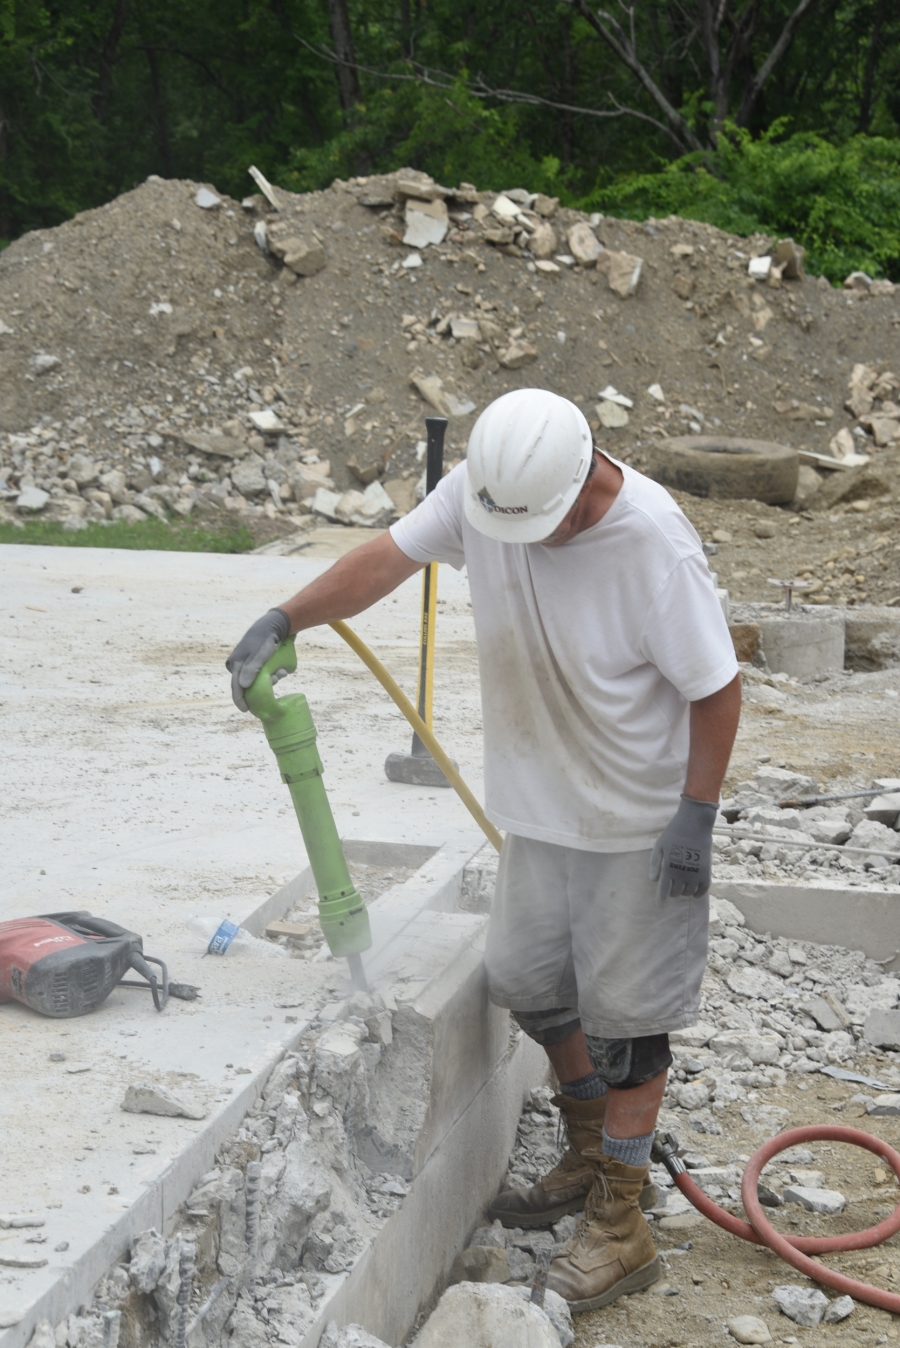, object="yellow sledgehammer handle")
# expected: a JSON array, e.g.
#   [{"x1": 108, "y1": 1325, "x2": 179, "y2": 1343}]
[{"x1": 329, "y1": 620, "x2": 503, "y2": 854}]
